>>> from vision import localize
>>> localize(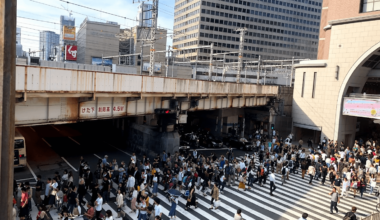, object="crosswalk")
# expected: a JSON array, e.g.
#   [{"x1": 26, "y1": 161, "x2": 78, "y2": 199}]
[{"x1": 20, "y1": 155, "x2": 377, "y2": 220}]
